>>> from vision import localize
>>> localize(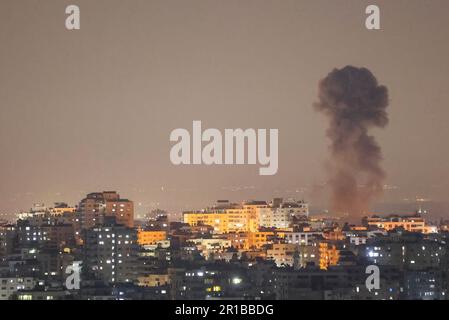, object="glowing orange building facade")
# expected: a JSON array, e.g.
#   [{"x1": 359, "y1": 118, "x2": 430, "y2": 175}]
[
  {"x1": 137, "y1": 230, "x2": 167, "y2": 245},
  {"x1": 183, "y1": 202, "x2": 268, "y2": 234}
]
